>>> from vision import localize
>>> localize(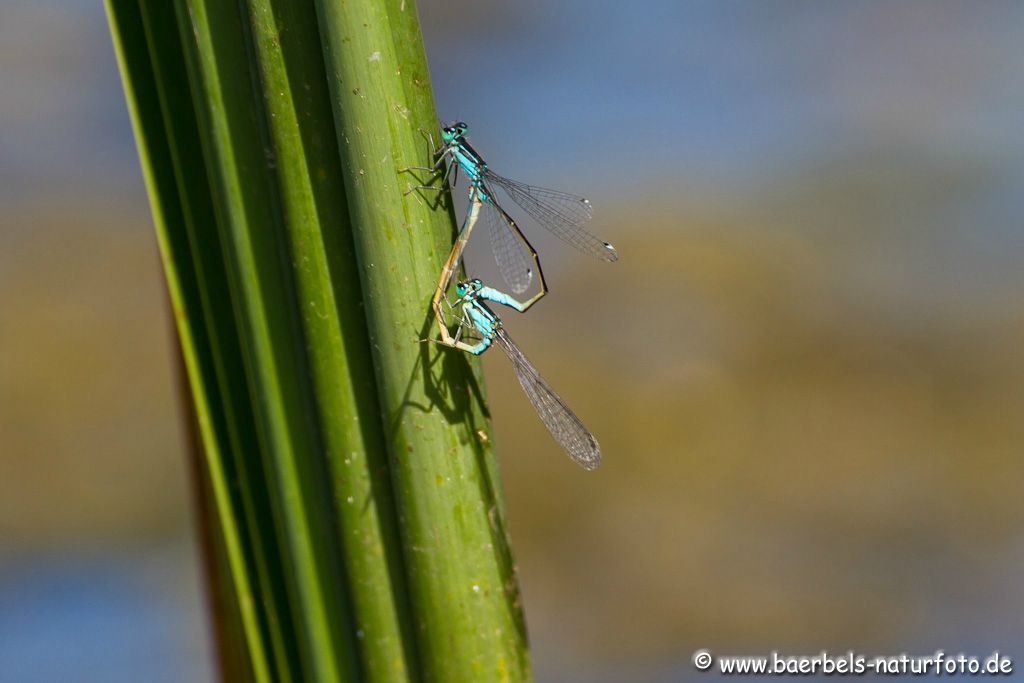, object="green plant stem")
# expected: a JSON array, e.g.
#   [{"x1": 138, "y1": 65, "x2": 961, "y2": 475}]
[
  {"x1": 103, "y1": 2, "x2": 276, "y2": 679},
  {"x1": 313, "y1": 1, "x2": 532, "y2": 680},
  {"x1": 170, "y1": 0, "x2": 362, "y2": 679},
  {"x1": 109, "y1": 0, "x2": 533, "y2": 678},
  {"x1": 242, "y1": 0, "x2": 420, "y2": 680}
]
